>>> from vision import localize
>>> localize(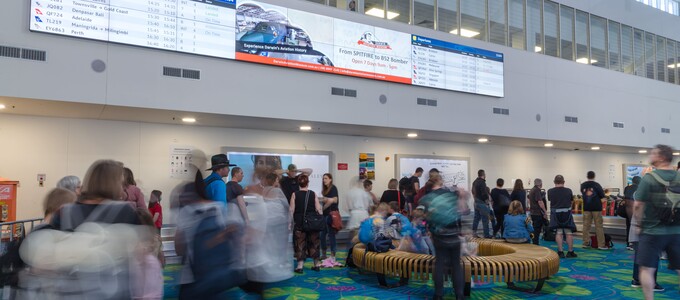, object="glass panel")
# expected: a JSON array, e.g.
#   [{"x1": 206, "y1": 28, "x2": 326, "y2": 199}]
[
  {"x1": 667, "y1": 39, "x2": 676, "y2": 84},
  {"x1": 461, "y1": 0, "x2": 487, "y2": 41},
  {"x1": 621, "y1": 25, "x2": 634, "y2": 74},
  {"x1": 543, "y1": 0, "x2": 559, "y2": 57},
  {"x1": 365, "y1": 0, "x2": 386, "y2": 18},
  {"x1": 559, "y1": 5, "x2": 574, "y2": 60},
  {"x1": 526, "y1": 0, "x2": 543, "y2": 53},
  {"x1": 645, "y1": 32, "x2": 655, "y2": 79},
  {"x1": 575, "y1": 10, "x2": 589, "y2": 64},
  {"x1": 388, "y1": 0, "x2": 411, "y2": 23},
  {"x1": 334, "y1": 0, "x2": 359, "y2": 11},
  {"x1": 414, "y1": 0, "x2": 435, "y2": 29},
  {"x1": 306, "y1": 0, "x2": 327, "y2": 4},
  {"x1": 608, "y1": 20, "x2": 621, "y2": 71},
  {"x1": 677, "y1": 40, "x2": 680, "y2": 84},
  {"x1": 508, "y1": 0, "x2": 525, "y2": 50},
  {"x1": 656, "y1": 36, "x2": 666, "y2": 81},
  {"x1": 589, "y1": 15, "x2": 607, "y2": 68},
  {"x1": 633, "y1": 29, "x2": 645, "y2": 76},
  {"x1": 438, "y1": 0, "x2": 459, "y2": 34},
  {"x1": 488, "y1": 0, "x2": 507, "y2": 46}
]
